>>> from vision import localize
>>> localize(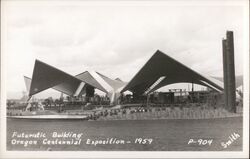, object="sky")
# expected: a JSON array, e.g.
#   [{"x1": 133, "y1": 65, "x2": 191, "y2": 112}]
[{"x1": 2, "y1": 0, "x2": 248, "y2": 99}]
